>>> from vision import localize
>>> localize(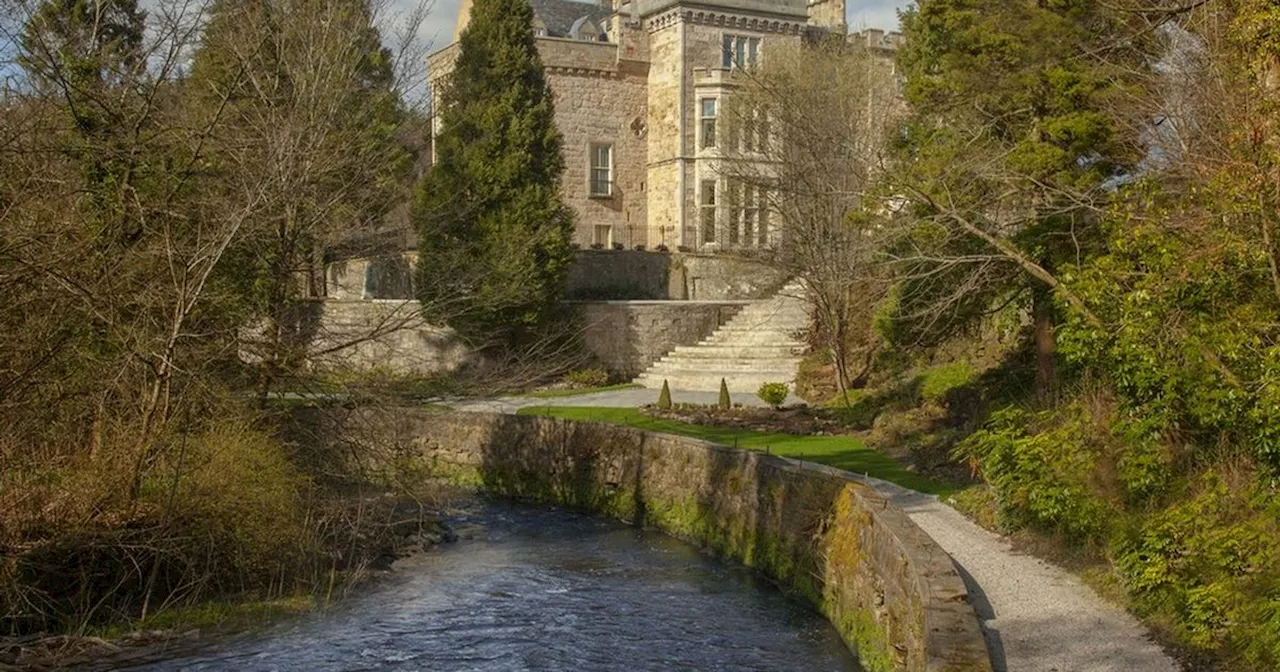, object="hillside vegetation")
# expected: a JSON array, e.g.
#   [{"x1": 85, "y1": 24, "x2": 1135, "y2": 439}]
[{"x1": 774, "y1": 2, "x2": 1280, "y2": 667}]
